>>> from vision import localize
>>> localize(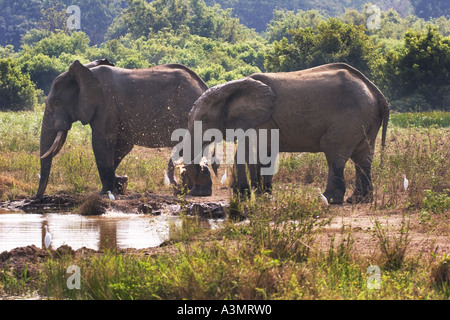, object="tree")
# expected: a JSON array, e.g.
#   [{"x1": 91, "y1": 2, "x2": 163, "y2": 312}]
[
  {"x1": 0, "y1": 0, "x2": 42, "y2": 48},
  {"x1": 266, "y1": 9, "x2": 324, "y2": 42},
  {"x1": 265, "y1": 18, "x2": 377, "y2": 76},
  {"x1": 381, "y1": 26, "x2": 450, "y2": 110},
  {"x1": 412, "y1": 0, "x2": 450, "y2": 19},
  {"x1": 0, "y1": 58, "x2": 39, "y2": 111},
  {"x1": 106, "y1": 0, "x2": 251, "y2": 43},
  {"x1": 18, "y1": 31, "x2": 92, "y2": 93},
  {"x1": 106, "y1": 0, "x2": 188, "y2": 40}
]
